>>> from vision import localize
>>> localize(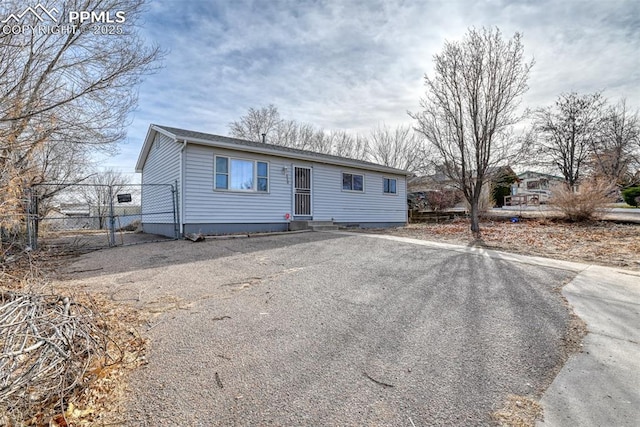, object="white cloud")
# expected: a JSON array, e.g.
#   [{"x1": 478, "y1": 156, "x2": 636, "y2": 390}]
[{"x1": 108, "y1": 0, "x2": 640, "y2": 175}]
